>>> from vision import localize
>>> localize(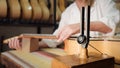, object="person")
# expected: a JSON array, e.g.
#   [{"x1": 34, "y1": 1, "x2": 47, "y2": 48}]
[{"x1": 8, "y1": 0, "x2": 119, "y2": 49}]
